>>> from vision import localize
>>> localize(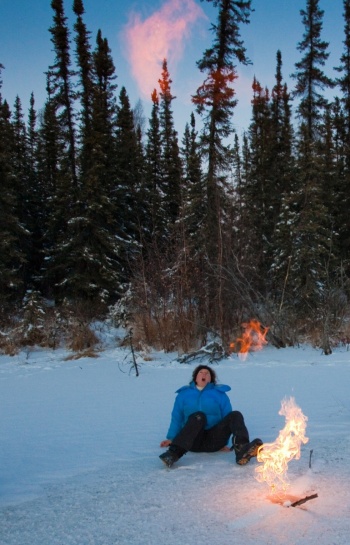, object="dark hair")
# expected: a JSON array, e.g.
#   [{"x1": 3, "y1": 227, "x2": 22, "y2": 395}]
[{"x1": 192, "y1": 365, "x2": 217, "y2": 385}]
